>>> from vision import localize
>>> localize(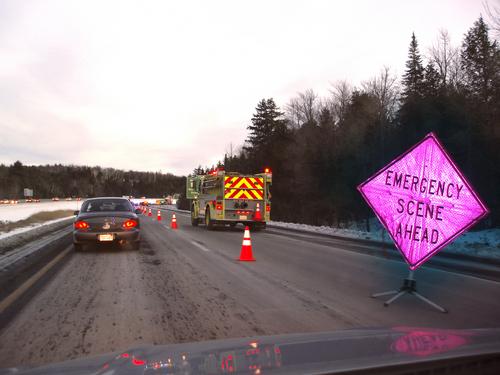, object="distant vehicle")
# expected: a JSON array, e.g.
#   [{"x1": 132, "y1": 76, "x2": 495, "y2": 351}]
[
  {"x1": 65, "y1": 197, "x2": 72, "y2": 201},
  {"x1": 52, "y1": 197, "x2": 60, "y2": 201},
  {"x1": 73, "y1": 197, "x2": 141, "y2": 251},
  {"x1": 187, "y1": 167, "x2": 272, "y2": 230}
]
